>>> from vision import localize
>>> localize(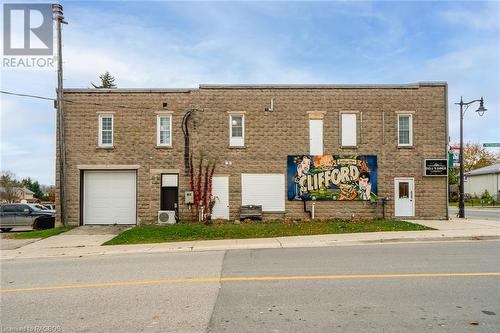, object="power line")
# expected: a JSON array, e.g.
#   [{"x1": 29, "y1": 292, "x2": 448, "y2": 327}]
[
  {"x1": 0, "y1": 90, "x2": 55, "y2": 101},
  {"x1": 1, "y1": 90, "x2": 161, "y2": 111}
]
